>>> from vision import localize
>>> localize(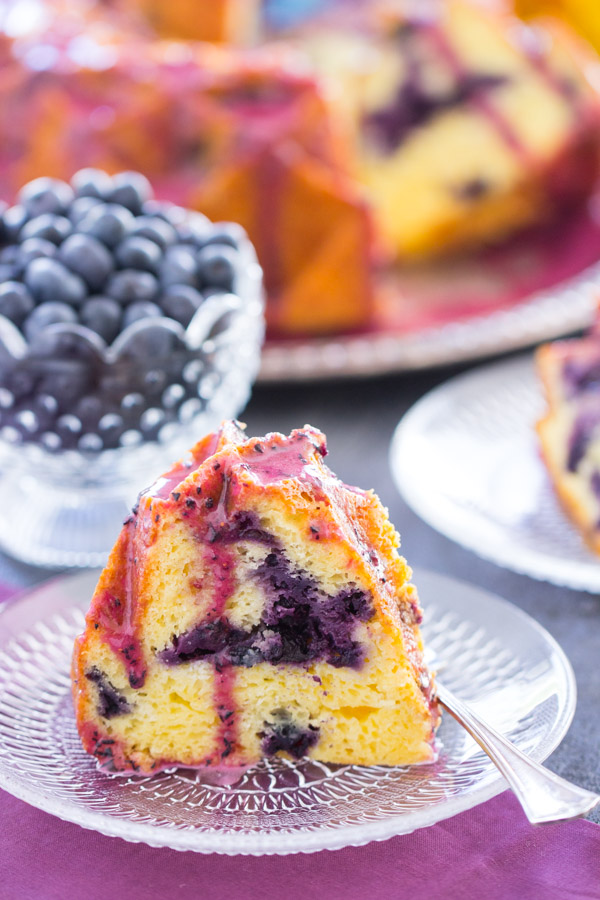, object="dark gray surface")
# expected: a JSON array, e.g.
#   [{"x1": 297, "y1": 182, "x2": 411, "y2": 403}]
[{"x1": 1, "y1": 362, "x2": 598, "y2": 821}]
